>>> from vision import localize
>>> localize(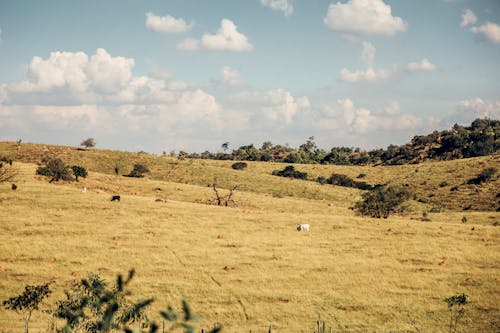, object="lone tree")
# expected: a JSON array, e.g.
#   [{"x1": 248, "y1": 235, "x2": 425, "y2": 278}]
[
  {"x1": 3, "y1": 282, "x2": 52, "y2": 333},
  {"x1": 354, "y1": 185, "x2": 410, "y2": 218},
  {"x1": 221, "y1": 142, "x2": 230, "y2": 153},
  {"x1": 80, "y1": 138, "x2": 96, "y2": 149},
  {"x1": 71, "y1": 165, "x2": 88, "y2": 181},
  {"x1": 36, "y1": 158, "x2": 73, "y2": 182}
]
